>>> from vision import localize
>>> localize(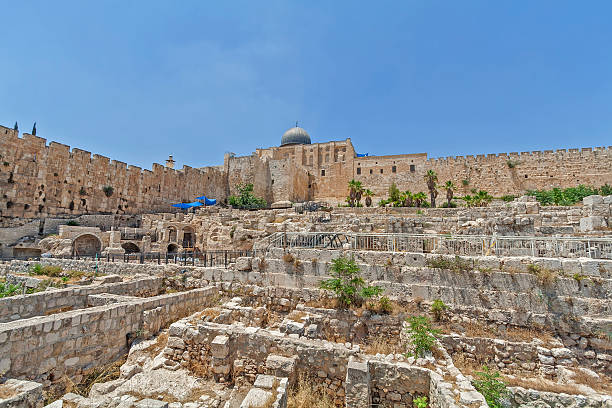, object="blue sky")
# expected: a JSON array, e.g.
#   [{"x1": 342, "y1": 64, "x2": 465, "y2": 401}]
[{"x1": 1, "y1": 1, "x2": 611, "y2": 169}]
